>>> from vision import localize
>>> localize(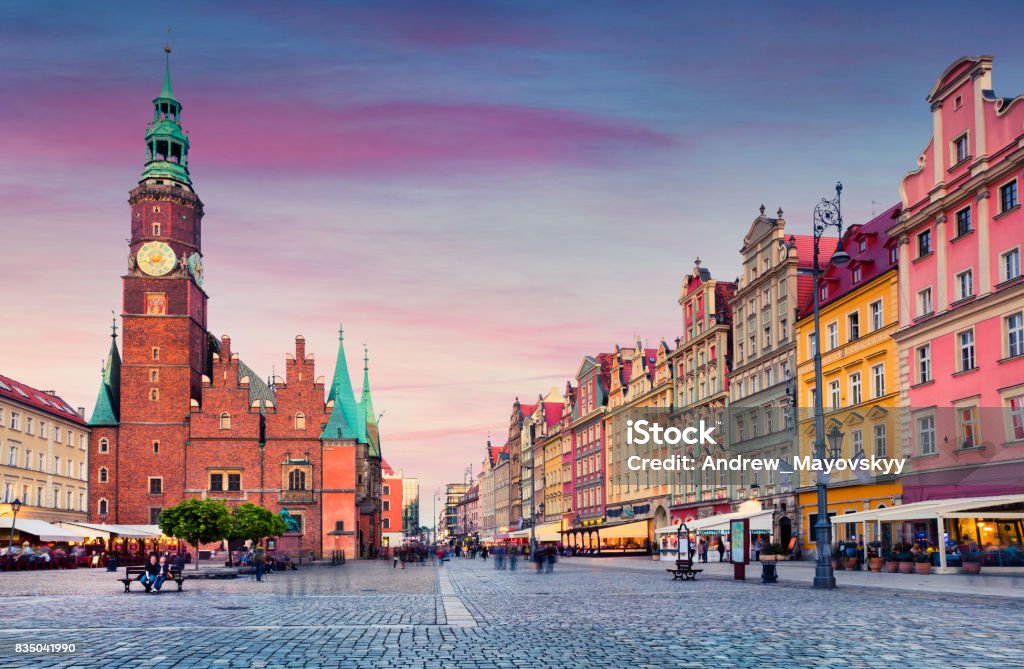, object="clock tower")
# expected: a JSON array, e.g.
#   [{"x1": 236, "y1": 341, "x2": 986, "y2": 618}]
[{"x1": 110, "y1": 48, "x2": 208, "y2": 523}]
